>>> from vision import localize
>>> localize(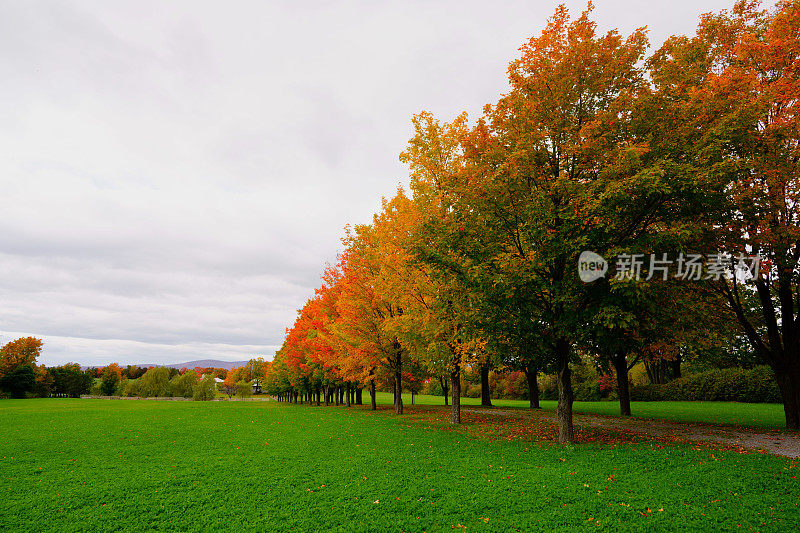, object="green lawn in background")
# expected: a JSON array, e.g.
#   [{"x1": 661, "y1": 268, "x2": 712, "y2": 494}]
[
  {"x1": 1, "y1": 399, "x2": 797, "y2": 531},
  {"x1": 377, "y1": 392, "x2": 787, "y2": 429}
]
